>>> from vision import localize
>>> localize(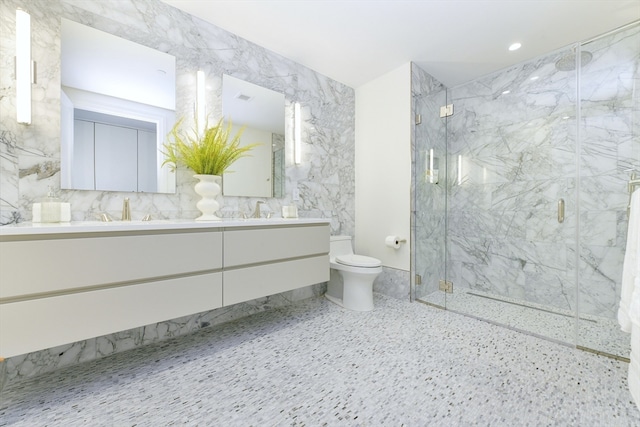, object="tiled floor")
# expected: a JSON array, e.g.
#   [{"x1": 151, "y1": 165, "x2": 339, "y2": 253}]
[
  {"x1": 1, "y1": 294, "x2": 638, "y2": 426},
  {"x1": 420, "y1": 289, "x2": 631, "y2": 358}
]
